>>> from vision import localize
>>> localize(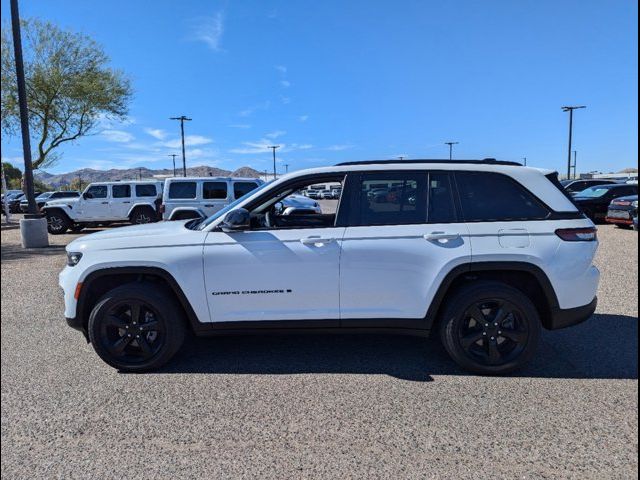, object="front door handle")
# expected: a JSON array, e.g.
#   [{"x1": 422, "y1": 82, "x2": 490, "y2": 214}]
[
  {"x1": 424, "y1": 232, "x2": 460, "y2": 241},
  {"x1": 301, "y1": 236, "x2": 335, "y2": 246}
]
